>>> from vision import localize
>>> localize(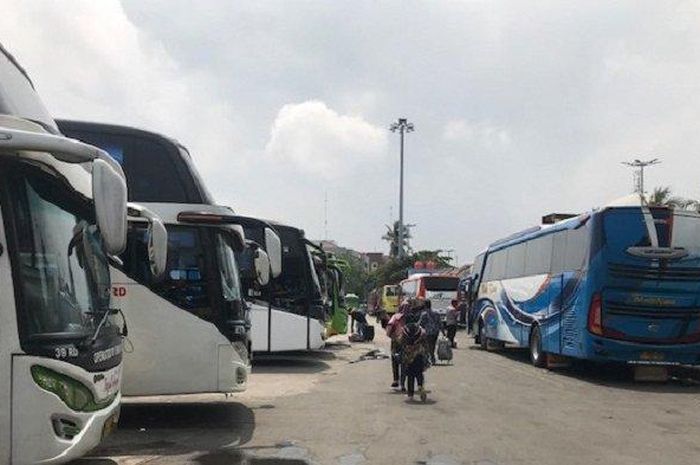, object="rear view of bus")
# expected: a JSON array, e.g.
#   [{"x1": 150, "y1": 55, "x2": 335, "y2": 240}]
[
  {"x1": 0, "y1": 46, "x2": 127, "y2": 463},
  {"x1": 587, "y1": 205, "x2": 700, "y2": 364}
]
